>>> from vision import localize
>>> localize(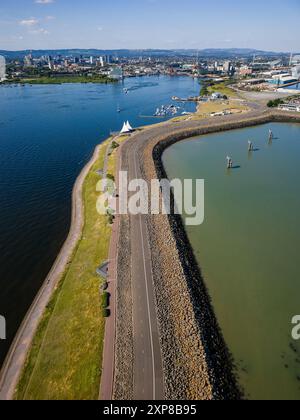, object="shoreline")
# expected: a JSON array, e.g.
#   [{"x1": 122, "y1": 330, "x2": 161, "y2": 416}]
[
  {"x1": 1, "y1": 107, "x2": 300, "y2": 400},
  {"x1": 1, "y1": 77, "x2": 115, "y2": 86},
  {"x1": 0, "y1": 142, "x2": 103, "y2": 400}
]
